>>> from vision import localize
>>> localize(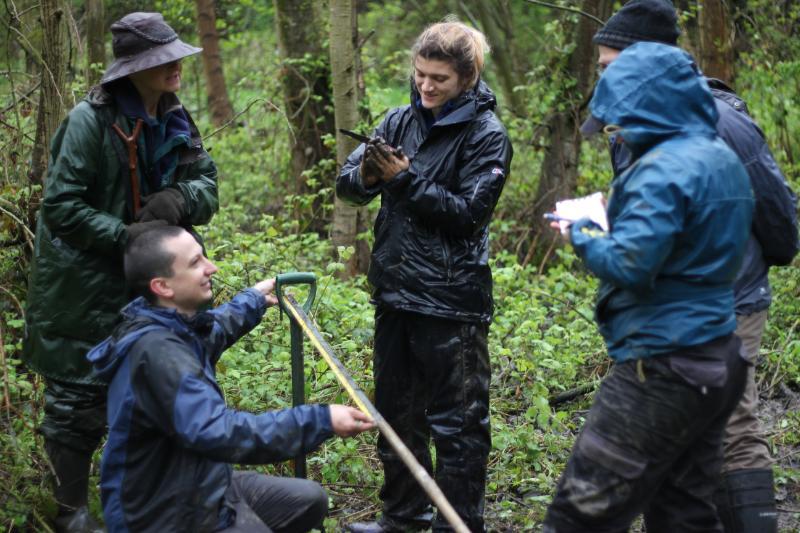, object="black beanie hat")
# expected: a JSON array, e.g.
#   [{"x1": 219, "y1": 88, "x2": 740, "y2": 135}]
[{"x1": 593, "y1": 0, "x2": 680, "y2": 51}]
